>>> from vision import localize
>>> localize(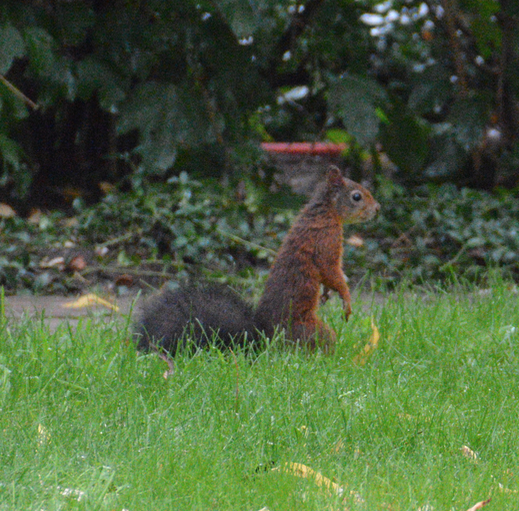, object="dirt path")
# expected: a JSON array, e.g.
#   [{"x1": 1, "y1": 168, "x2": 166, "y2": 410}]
[{"x1": 3, "y1": 294, "x2": 139, "y2": 331}]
